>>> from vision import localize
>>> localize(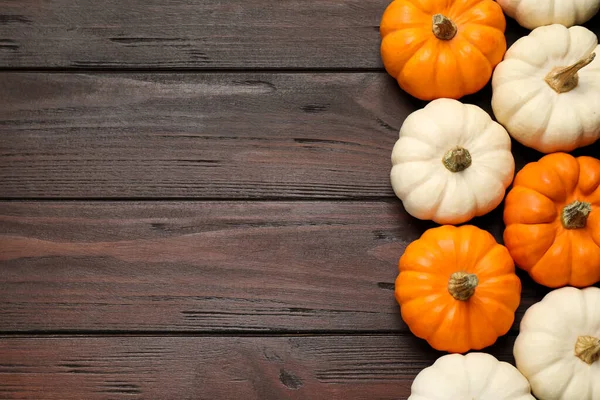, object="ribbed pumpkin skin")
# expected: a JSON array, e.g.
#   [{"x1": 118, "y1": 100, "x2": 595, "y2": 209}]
[
  {"x1": 380, "y1": 0, "x2": 507, "y2": 100},
  {"x1": 504, "y1": 153, "x2": 600, "y2": 288},
  {"x1": 513, "y1": 287, "x2": 600, "y2": 400},
  {"x1": 396, "y1": 225, "x2": 521, "y2": 353},
  {"x1": 409, "y1": 353, "x2": 536, "y2": 400}
]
